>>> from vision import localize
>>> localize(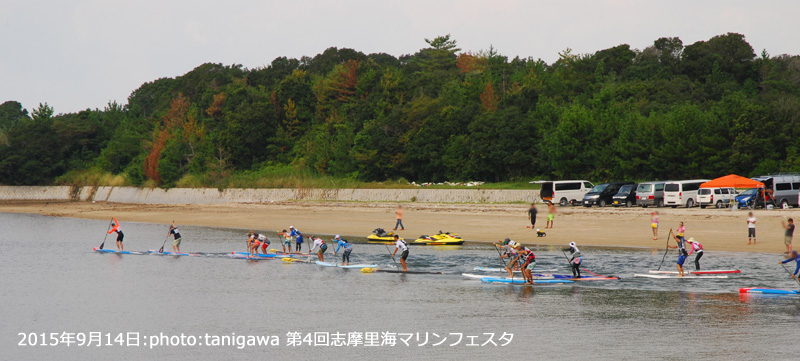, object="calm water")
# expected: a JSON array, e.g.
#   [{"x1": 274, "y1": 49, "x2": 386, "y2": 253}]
[{"x1": 1, "y1": 212, "x2": 798, "y2": 360}]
